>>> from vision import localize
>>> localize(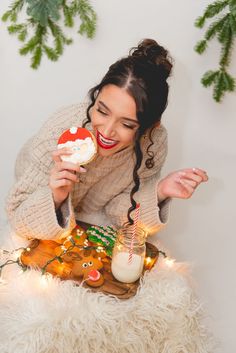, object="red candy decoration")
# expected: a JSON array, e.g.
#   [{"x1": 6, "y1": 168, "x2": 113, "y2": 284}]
[{"x1": 88, "y1": 269, "x2": 101, "y2": 282}]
